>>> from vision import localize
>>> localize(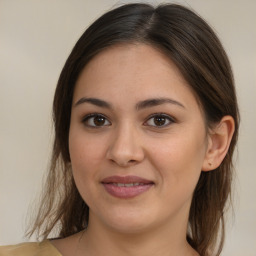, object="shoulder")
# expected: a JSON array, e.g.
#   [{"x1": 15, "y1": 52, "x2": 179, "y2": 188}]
[{"x1": 0, "y1": 240, "x2": 62, "y2": 256}]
